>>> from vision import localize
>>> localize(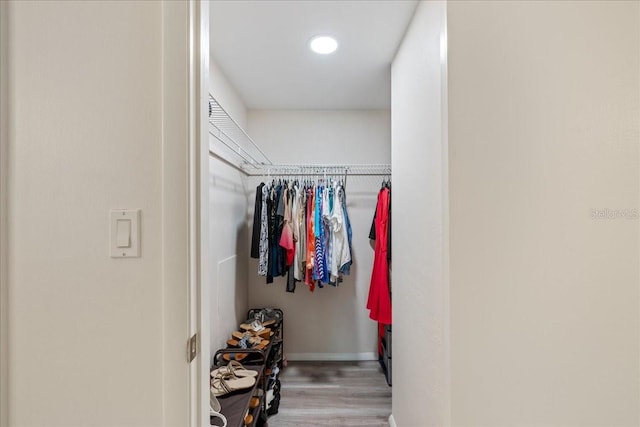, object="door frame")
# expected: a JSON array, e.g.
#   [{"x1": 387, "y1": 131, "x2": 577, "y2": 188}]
[
  {"x1": 187, "y1": 0, "x2": 210, "y2": 425},
  {"x1": 161, "y1": 1, "x2": 209, "y2": 425},
  {"x1": 0, "y1": 1, "x2": 9, "y2": 424}
]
